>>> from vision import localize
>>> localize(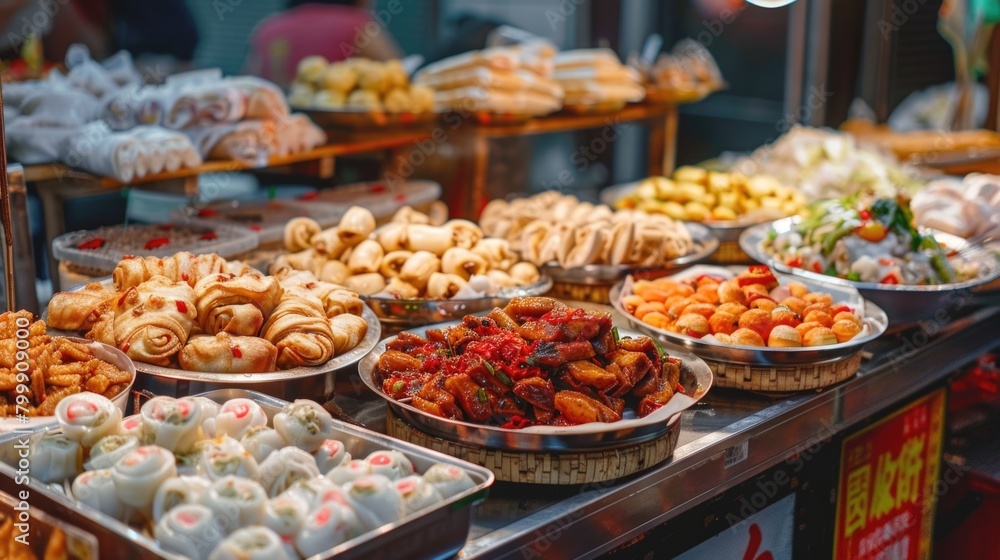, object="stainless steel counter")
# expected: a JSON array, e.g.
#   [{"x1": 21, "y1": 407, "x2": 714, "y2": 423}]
[
  {"x1": 334, "y1": 303, "x2": 1000, "y2": 560},
  {"x1": 3, "y1": 303, "x2": 997, "y2": 560}
]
